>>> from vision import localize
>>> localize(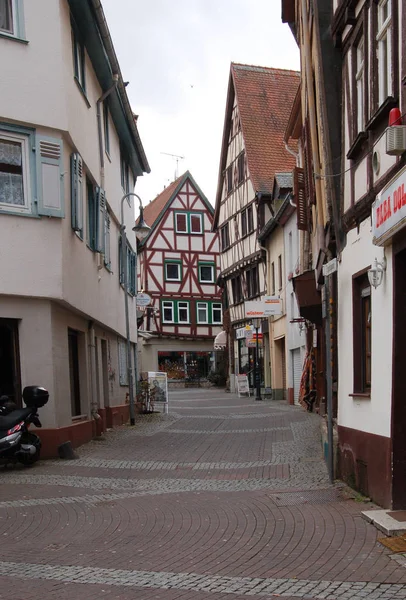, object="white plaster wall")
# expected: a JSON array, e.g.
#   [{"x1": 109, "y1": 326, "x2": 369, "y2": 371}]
[
  {"x1": 0, "y1": 0, "x2": 67, "y2": 130},
  {"x1": 338, "y1": 218, "x2": 392, "y2": 437},
  {"x1": 0, "y1": 297, "x2": 56, "y2": 428}
]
